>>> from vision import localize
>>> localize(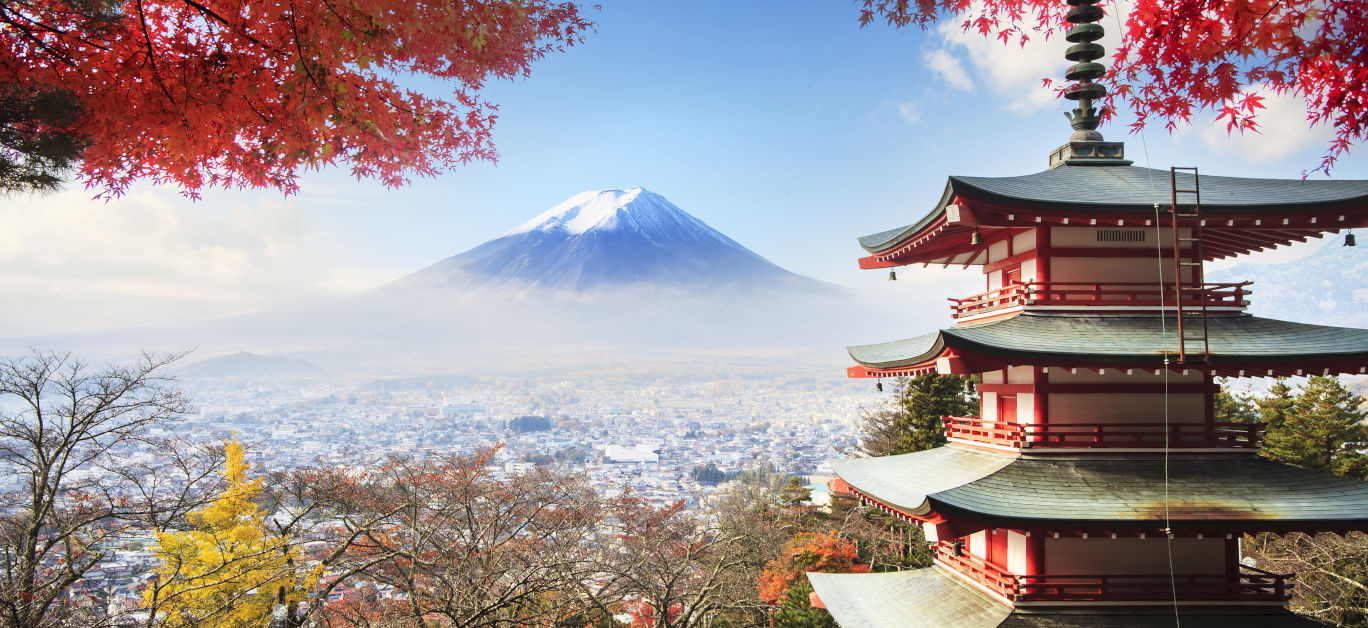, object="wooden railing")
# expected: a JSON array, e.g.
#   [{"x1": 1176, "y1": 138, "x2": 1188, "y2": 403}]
[
  {"x1": 943, "y1": 416, "x2": 1262, "y2": 449},
  {"x1": 949, "y1": 281, "x2": 1252, "y2": 319},
  {"x1": 934, "y1": 543, "x2": 1290, "y2": 603},
  {"x1": 933, "y1": 543, "x2": 1016, "y2": 598},
  {"x1": 1015, "y1": 565, "x2": 1291, "y2": 602}
]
